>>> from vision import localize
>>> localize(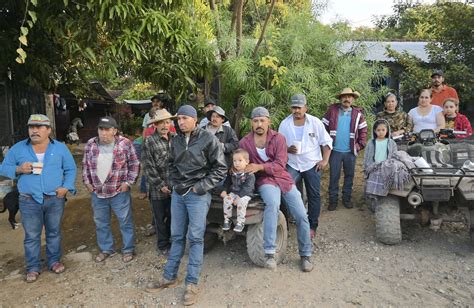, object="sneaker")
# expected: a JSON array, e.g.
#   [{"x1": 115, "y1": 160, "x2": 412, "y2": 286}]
[
  {"x1": 222, "y1": 220, "x2": 231, "y2": 231},
  {"x1": 328, "y1": 203, "x2": 337, "y2": 211},
  {"x1": 145, "y1": 277, "x2": 178, "y2": 293},
  {"x1": 159, "y1": 248, "x2": 170, "y2": 257},
  {"x1": 183, "y1": 283, "x2": 200, "y2": 306},
  {"x1": 300, "y1": 256, "x2": 314, "y2": 272},
  {"x1": 233, "y1": 222, "x2": 244, "y2": 233},
  {"x1": 264, "y1": 254, "x2": 277, "y2": 271}
]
